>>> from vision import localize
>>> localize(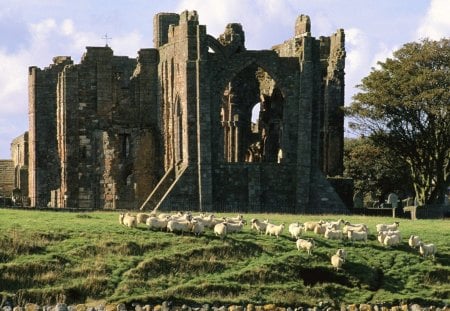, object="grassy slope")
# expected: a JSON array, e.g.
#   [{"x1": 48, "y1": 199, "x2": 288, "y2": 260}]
[{"x1": 0, "y1": 209, "x2": 449, "y2": 307}]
